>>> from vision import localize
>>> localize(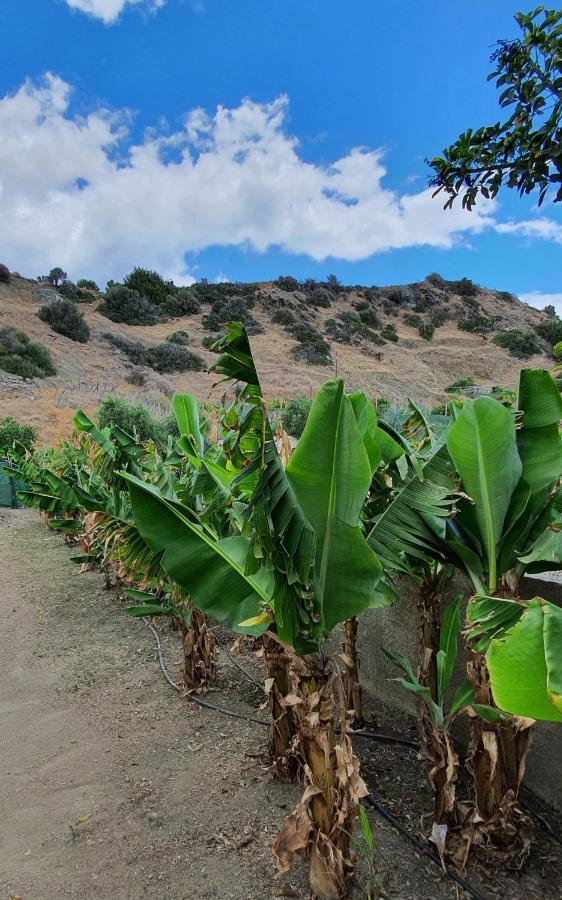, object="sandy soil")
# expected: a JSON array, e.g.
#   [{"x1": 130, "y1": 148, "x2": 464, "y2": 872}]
[{"x1": 1, "y1": 509, "x2": 560, "y2": 900}]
